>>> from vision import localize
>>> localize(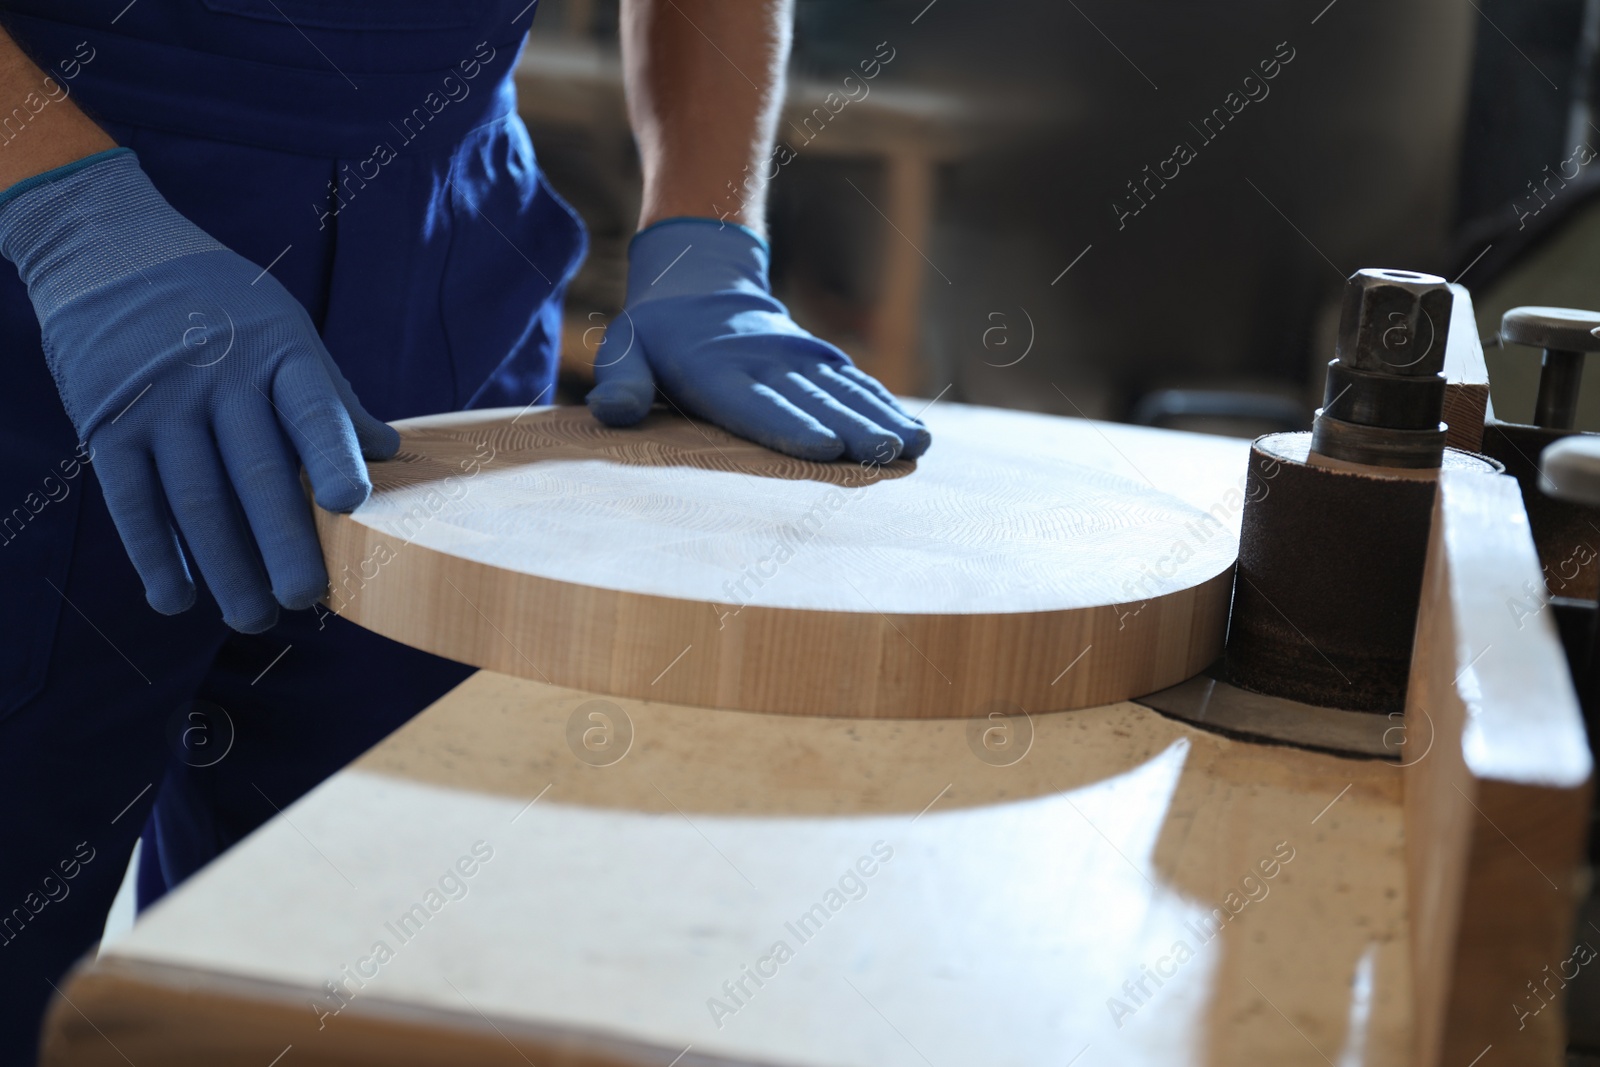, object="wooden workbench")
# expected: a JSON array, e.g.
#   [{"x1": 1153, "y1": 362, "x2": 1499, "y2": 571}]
[
  {"x1": 49, "y1": 671, "x2": 1409, "y2": 1067},
  {"x1": 40, "y1": 411, "x2": 1591, "y2": 1067}
]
